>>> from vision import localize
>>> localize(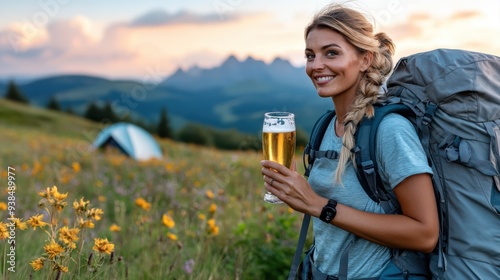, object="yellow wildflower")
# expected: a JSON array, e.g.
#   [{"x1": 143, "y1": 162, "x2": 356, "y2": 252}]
[
  {"x1": 44, "y1": 240, "x2": 65, "y2": 259},
  {"x1": 207, "y1": 219, "x2": 216, "y2": 228},
  {"x1": 135, "y1": 197, "x2": 151, "y2": 211},
  {"x1": 109, "y1": 224, "x2": 121, "y2": 232},
  {"x1": 10, "y1": 217, "x2": 28, "y2": 230},
  {"x1": 27, "y1": 214, "x2": 49, "y2": 230},
  {"x1": 52, "y1": 186, "x2": 68, "y2": 202},
  {"x1": 198, "y1": 213, "x2": 206, "y2": 220},
  {"x1": 57, "y1": 264, "x2": 69, "y2": 273},
  {"x1": 59, "y1": 226, "x2": 80, "y2": 249},
  {"x1": 93, "y1": 238, "x2": 114, "y2": 255},
  {"x1": 209, "y1": 203, "x2": 217, "y2": 214},
  {"x1": 209, "y1": 225, "x2": 220, "y2": 235},
  {"x1": 167, "y1": 233, "x2": 178, "y2": 241},
  {"x1": 98, "y1": 195, "x2": 106, "y2": 202},
  {"x1": 87, "y1": 208, "x2": 104, "y2": 221},
  {"x1": 0, "y1": 222, "x2": 9, "y2": 240},
  {"x1": 77, "y1": 217, "x2": 95, "y2": 229},
  {"x1": 73, "y1": 197, "x2": 90, "y2": 213},
  {"x1": 72, "y1": 162, "x2": 81, "y2": 173},
  {"x1": 30, "y1": 258, "x2": 44, "y2": 271},
  {"x1": 0, "y1": 202, "x2": 7, "y2": 210},
  {"x1": 267, "y1": 213, "x2": 274, "y2": 220},
  {"x1": 162, "y1": 214, "x2": 175, "y2": 229},
  {"x1": 205, "y1": 190, "x2": 214, "y2": 199}
]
